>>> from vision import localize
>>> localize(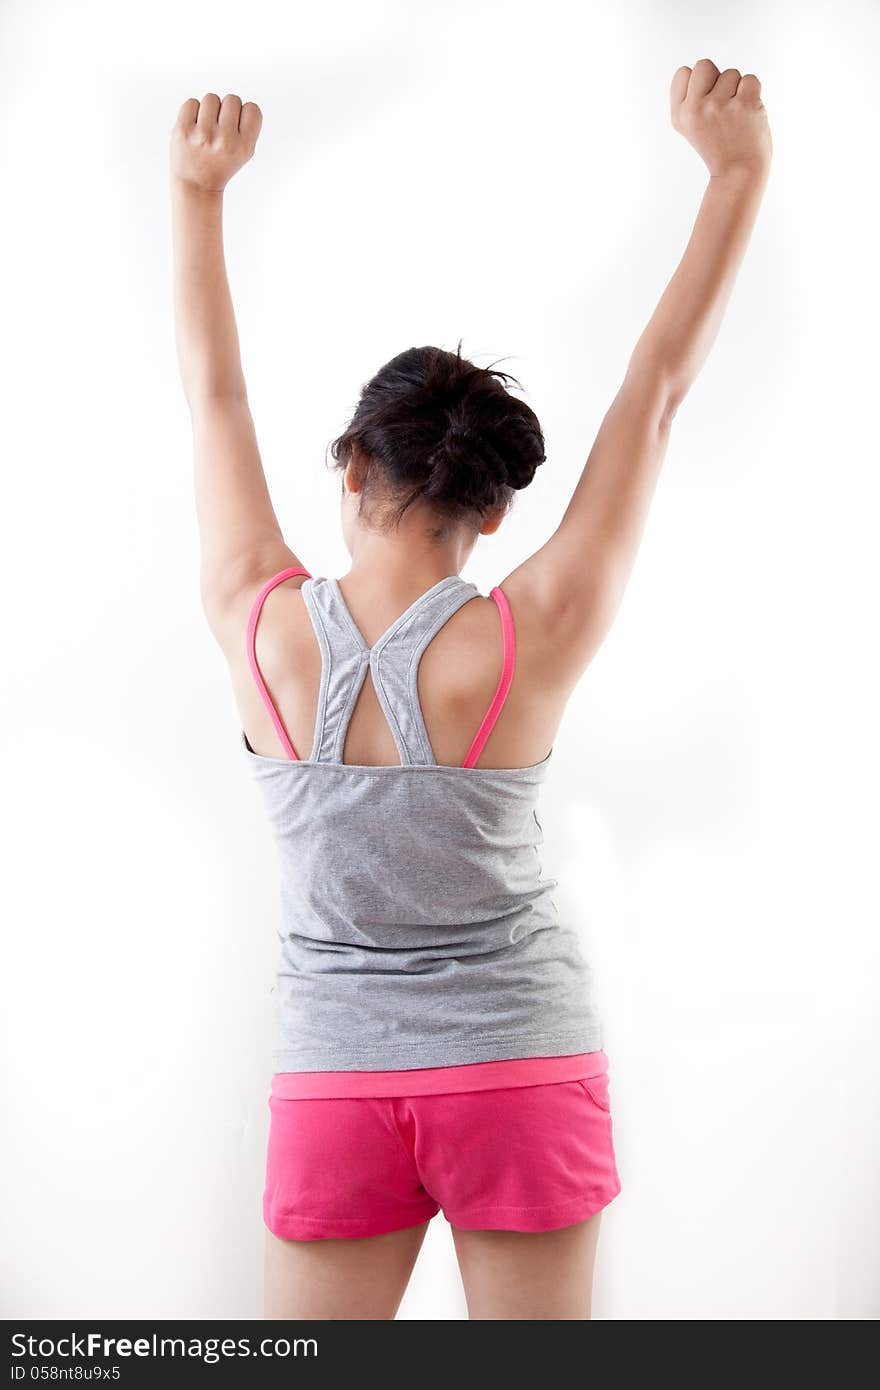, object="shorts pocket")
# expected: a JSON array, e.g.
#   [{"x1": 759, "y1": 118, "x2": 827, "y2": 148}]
[{"x1": 578, "y1": 1073, "x2": 612, "y2": 1112}]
